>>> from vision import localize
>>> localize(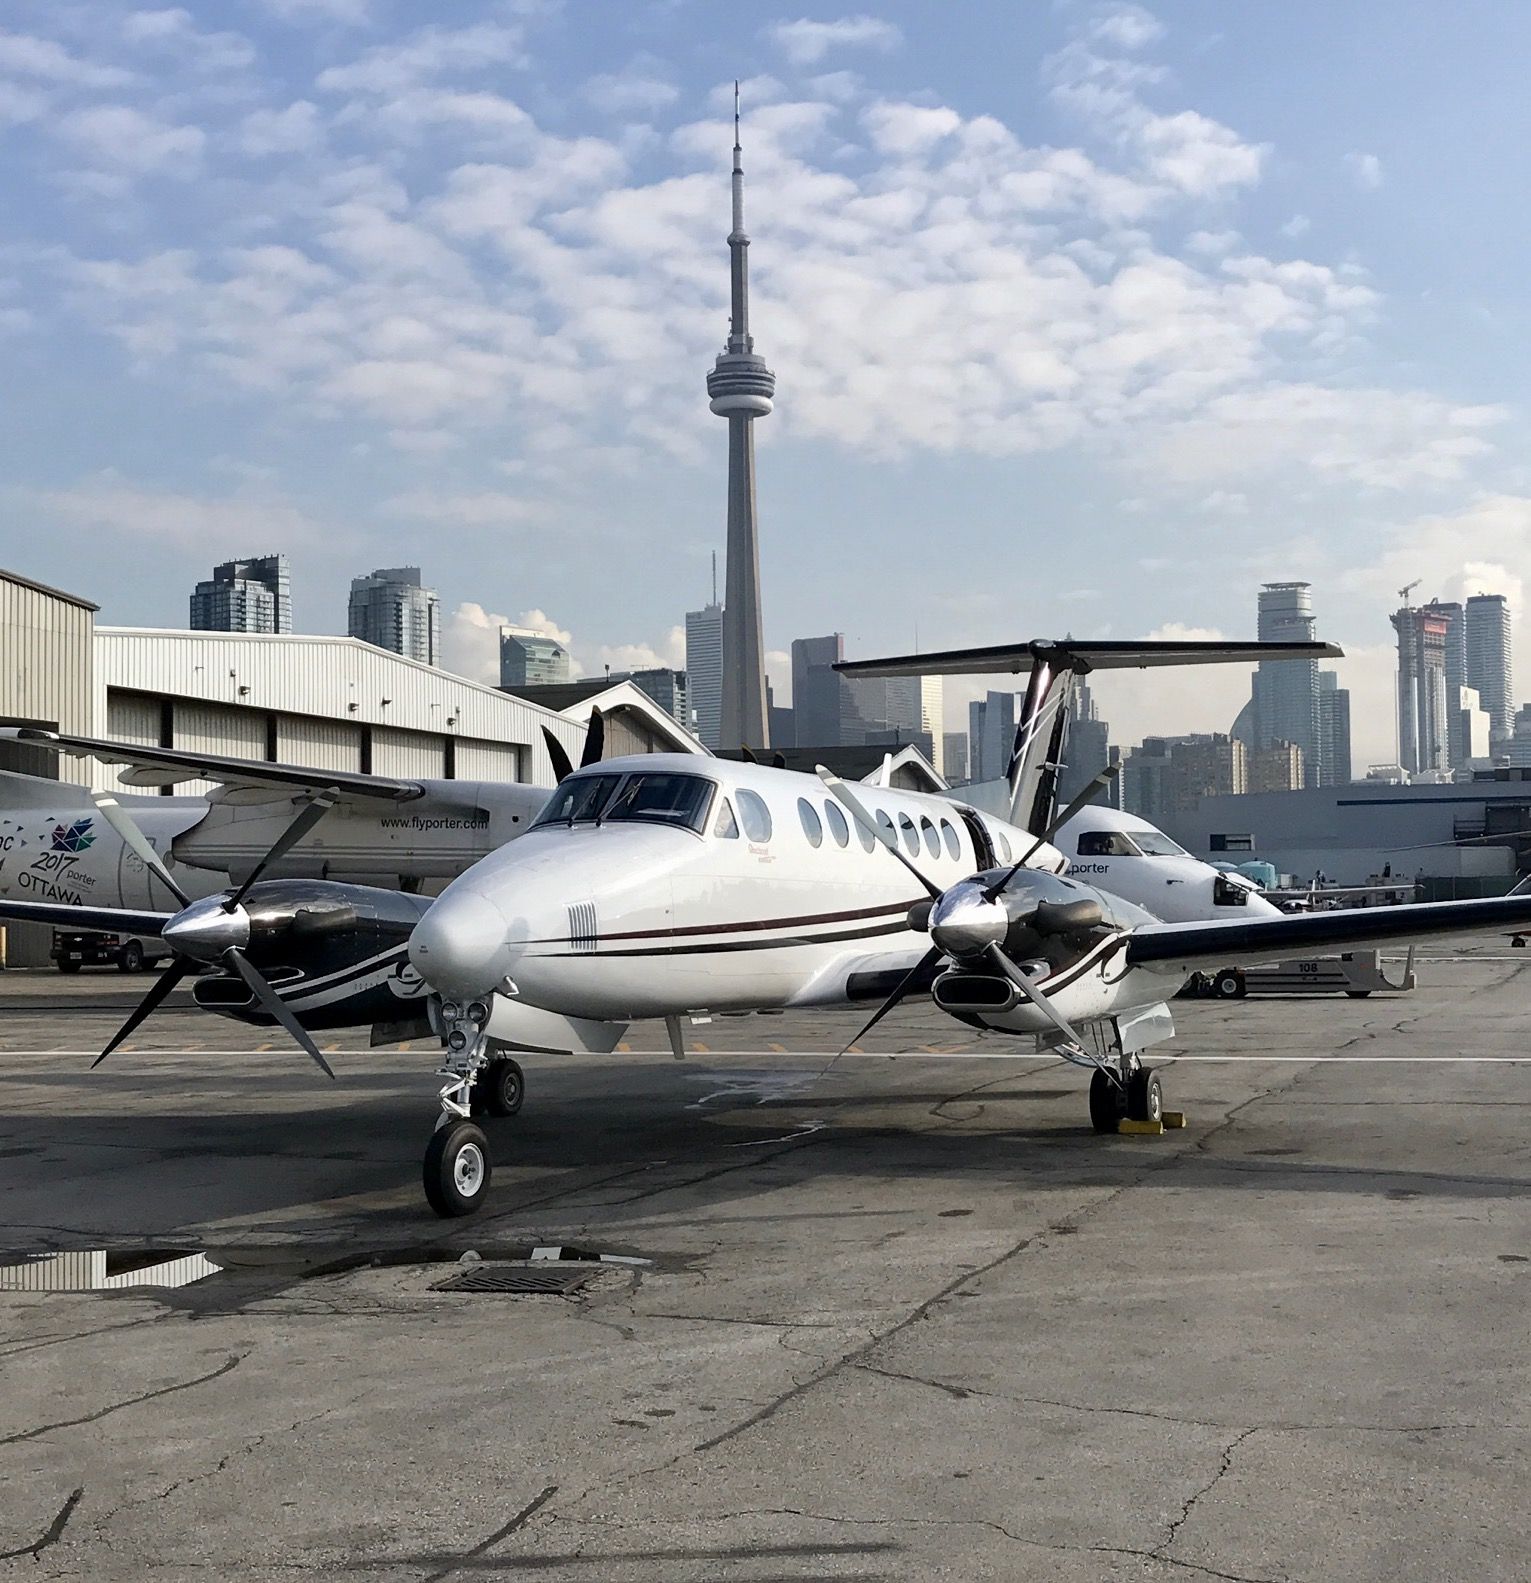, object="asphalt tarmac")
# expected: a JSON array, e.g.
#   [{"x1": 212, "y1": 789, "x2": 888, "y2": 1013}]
[{"x1": 1, "y1": 948, "x2": 1528, "y2": 1582}]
